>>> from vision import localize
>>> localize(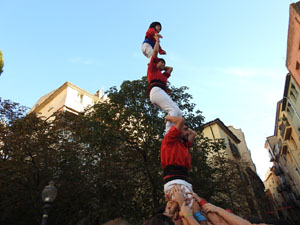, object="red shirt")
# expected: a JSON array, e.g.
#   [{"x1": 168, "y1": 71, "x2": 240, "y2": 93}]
[
  {"x1": 161, "y1": 126, "x2": 192, "y2": 170},
  {"x1": 145, "y1": 28, "x2": 165, "y2": 54},
  {"x1": 147, "y1": 56, "x2": 170, "y2": 85}
]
